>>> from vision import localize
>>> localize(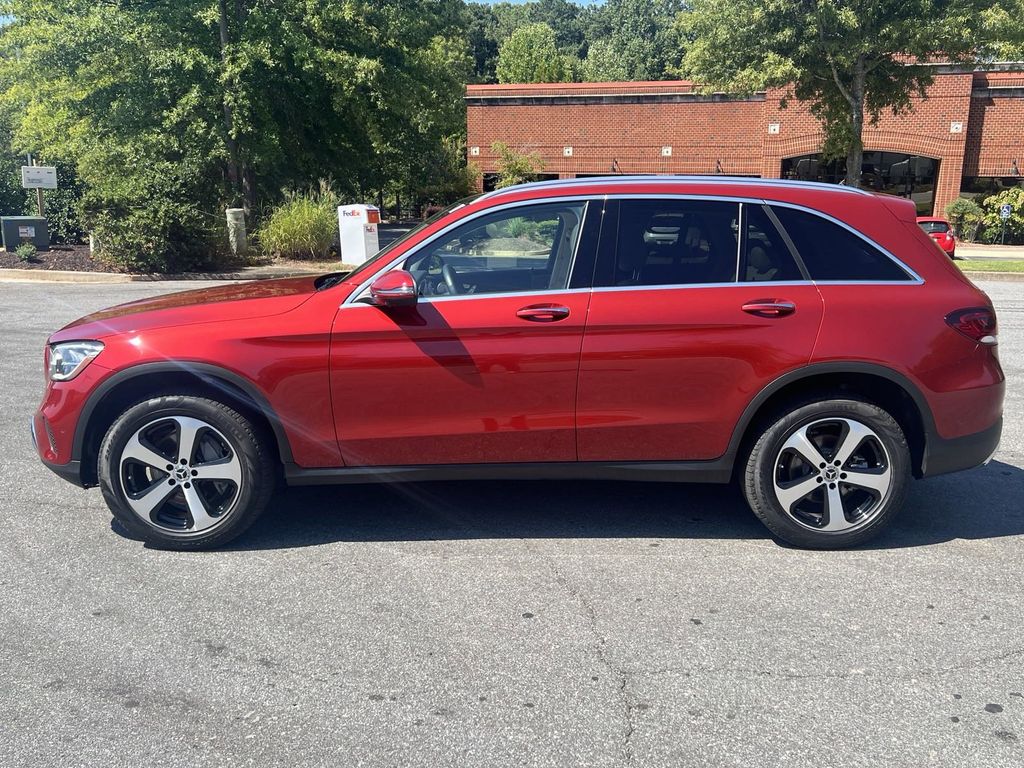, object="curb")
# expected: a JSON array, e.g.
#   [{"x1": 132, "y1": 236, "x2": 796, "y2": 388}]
[
  {"x1": 960, "y1": 271, "x2": 1024, "y2": 282},
  {"x1": 0, "y1": 267, "x2": 324, "y2": 284}
]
